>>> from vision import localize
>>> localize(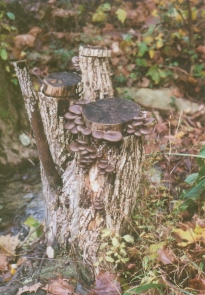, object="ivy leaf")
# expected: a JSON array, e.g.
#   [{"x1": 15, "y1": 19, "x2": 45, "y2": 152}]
[
  {"x1": 123, "y1": 235, "x2": 134, "y2": 243},
  {"x1": 6, "y1": 12, "x2": 15, "y2": 20},
  {"x1": 0, "y1": 49, "x2": 8, "y2": 60},
  {"x1": 115, "y1": 8, "x2": 127, "y2": 24},
  {"x1": 146, "y1": 65, "x2": 160, "y2": 84},
  {"x1": 138, "y1": 42, "x2": 148, "y2": 57},
  {"x1": 105, "y1": 256, "x2": 115, "y2": 263}
]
